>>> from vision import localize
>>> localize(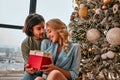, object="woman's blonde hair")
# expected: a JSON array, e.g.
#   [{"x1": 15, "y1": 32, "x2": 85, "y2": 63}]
[{"x1": 46, "y1": 18, "x2": 69, "y2": 52}]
